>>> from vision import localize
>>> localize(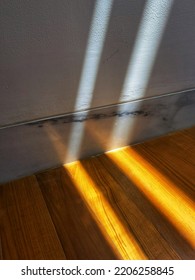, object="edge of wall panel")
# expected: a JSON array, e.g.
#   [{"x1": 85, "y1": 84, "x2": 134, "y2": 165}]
[{"x1": 0, "y1": 90, "x2": 195, "y2": 184}]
